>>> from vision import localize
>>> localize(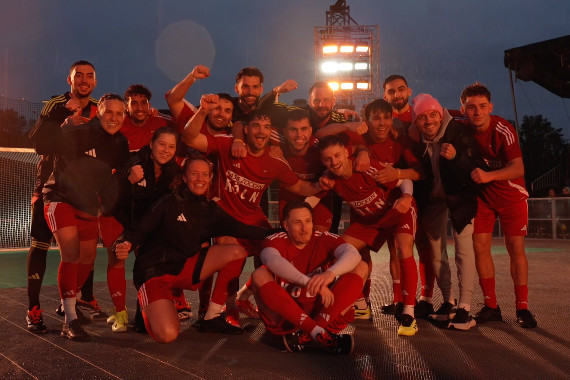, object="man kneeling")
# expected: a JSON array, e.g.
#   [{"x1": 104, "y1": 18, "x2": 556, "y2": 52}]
[{"x1": 252, "y1": 200, "x2": 368, "y2": 354}]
